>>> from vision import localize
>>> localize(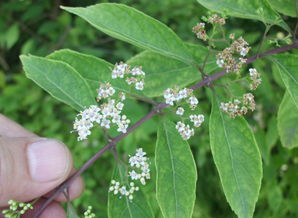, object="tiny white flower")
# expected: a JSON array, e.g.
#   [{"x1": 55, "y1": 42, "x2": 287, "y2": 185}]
[
  {"x1": 131, "y1": 67, "x2": 145, "y2": 76},
  {"x1": 112, "y1": 63, "x2": 128, "y2": 79},
  {"x1": 216, "y1": 59, "x2": 224, "y2": 67},
  {"x1": 119, "y1": 92, "x2": 126, "y2": 101},
  {"x1": 135, "y1": 81, "x2": 144, "y2": 90},
  {"x1": 116, "y1": 102, "x2": 124, "y2": 111},
  {"x1": 176, "y1": 107, "x2": 185, "y2": 116}
]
